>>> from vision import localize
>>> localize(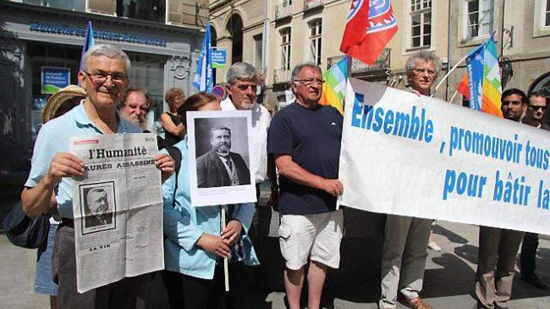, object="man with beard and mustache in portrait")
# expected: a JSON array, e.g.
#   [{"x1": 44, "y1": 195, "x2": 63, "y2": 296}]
[{"x1": 196, "y1": 126, "x2": 251, "y2": 188}]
